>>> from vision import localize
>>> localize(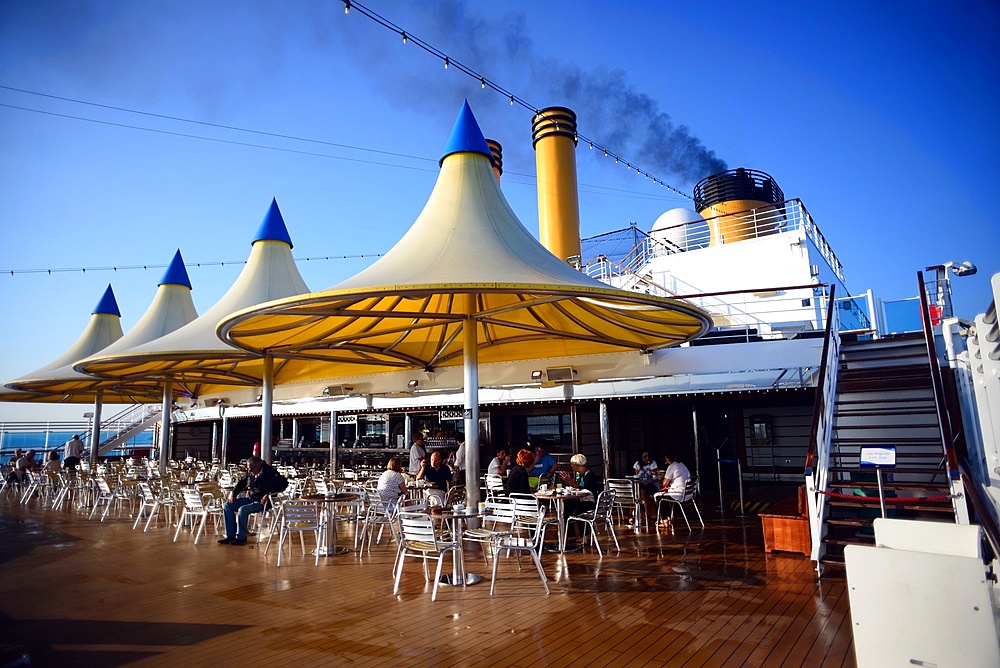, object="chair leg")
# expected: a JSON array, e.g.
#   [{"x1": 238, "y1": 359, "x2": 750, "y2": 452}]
[
  {"x1": 677, "y1": 504, "x2": 691, "y2": 531},
  {"x1": 608, "y1": 521, "x2": 620, "y2": 553},
  {"x1": 431, "y1": 554, "x2": 445, "y2": 602},
  {"x1": 173, "y1": 512, "x2": 186, "y2": 542},
  {"x1": 589, "y1": 523, "x2": 603, "y2": 557},
  {"x1": 194, "y1": 514, "x2": 207, "y2": 544},
  {"x1": 490, "y1": 546, "x2": 501, "y2": 595},
  {"x1": 393, "y1": 552, "x2": 406, "y2": 595},
  {"x1": 691, "y1": 501, "x2": 705, "y2": 527},
  {"x1": 529, "y1": 549, "x2": 550, "y2": 594}
]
